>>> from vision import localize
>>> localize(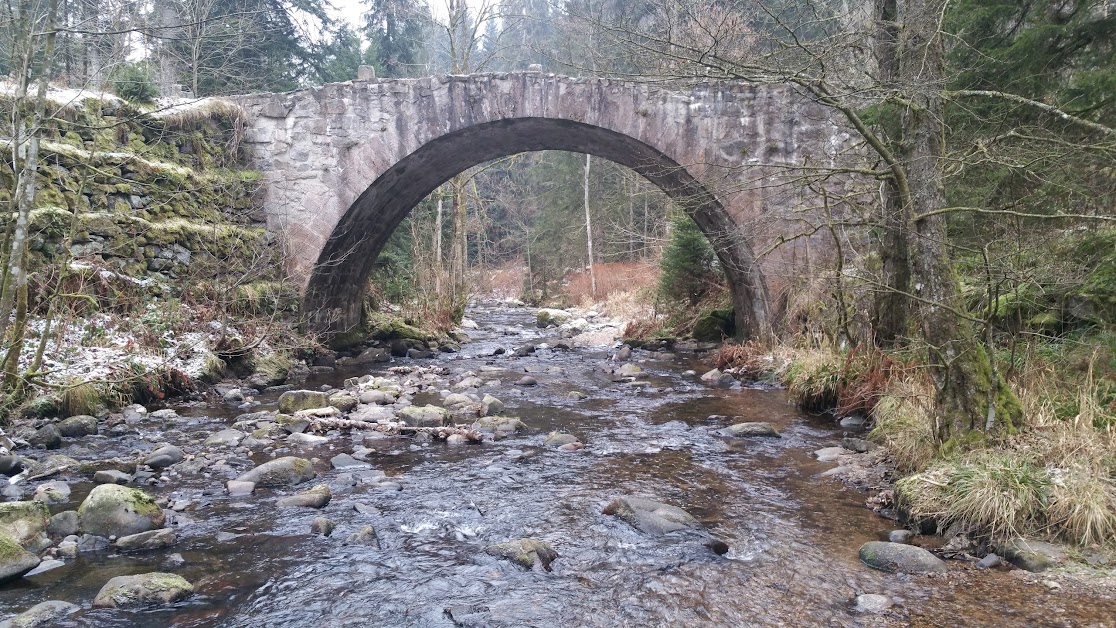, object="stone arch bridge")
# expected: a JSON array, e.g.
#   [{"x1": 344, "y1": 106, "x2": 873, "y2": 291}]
[{"x1": 234, "y1": 72, "x2": 858, "y2": 338}]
